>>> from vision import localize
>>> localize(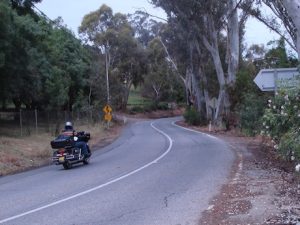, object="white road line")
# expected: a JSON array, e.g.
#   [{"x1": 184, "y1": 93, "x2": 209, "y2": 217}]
[
  {"x1": 0, "y1": 121, "x2": 173, "y2": 224},
  {"x1": 172, "y1": 121, "x2": 219, "y2": 140},
  {"x1": 173, "y1": 121, "x2": 243, "y2": 183}
]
